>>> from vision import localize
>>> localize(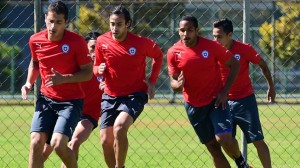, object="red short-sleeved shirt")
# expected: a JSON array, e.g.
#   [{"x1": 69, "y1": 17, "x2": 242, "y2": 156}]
[
  {"x1": 220, "y1": 40, "x2": 262, "y2": 100},
  {"x1": 167, "y1": 37, "x2": 233, "y2": 107},
  {"x1": 29, "y1": 30, "x2": 91, "y2": 100},
  {"x1": 81, "y1": 75, "x2": 103, "y2": 121},
  {"x1": 93, "y1": 32, "x2": 163, "y2": 97}
]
